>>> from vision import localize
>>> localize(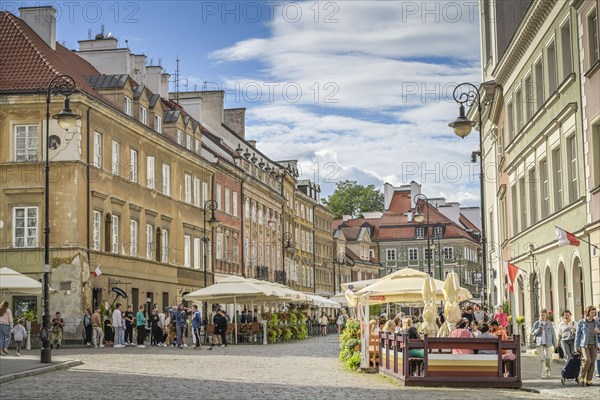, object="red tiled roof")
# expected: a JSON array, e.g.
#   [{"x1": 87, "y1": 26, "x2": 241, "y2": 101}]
[
  {"x1": 459, "y1": 213, "x2": 480, "y2": 233},
  {"x1": 0, "y1": 11, "x2": 100, "y2": 96}
]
